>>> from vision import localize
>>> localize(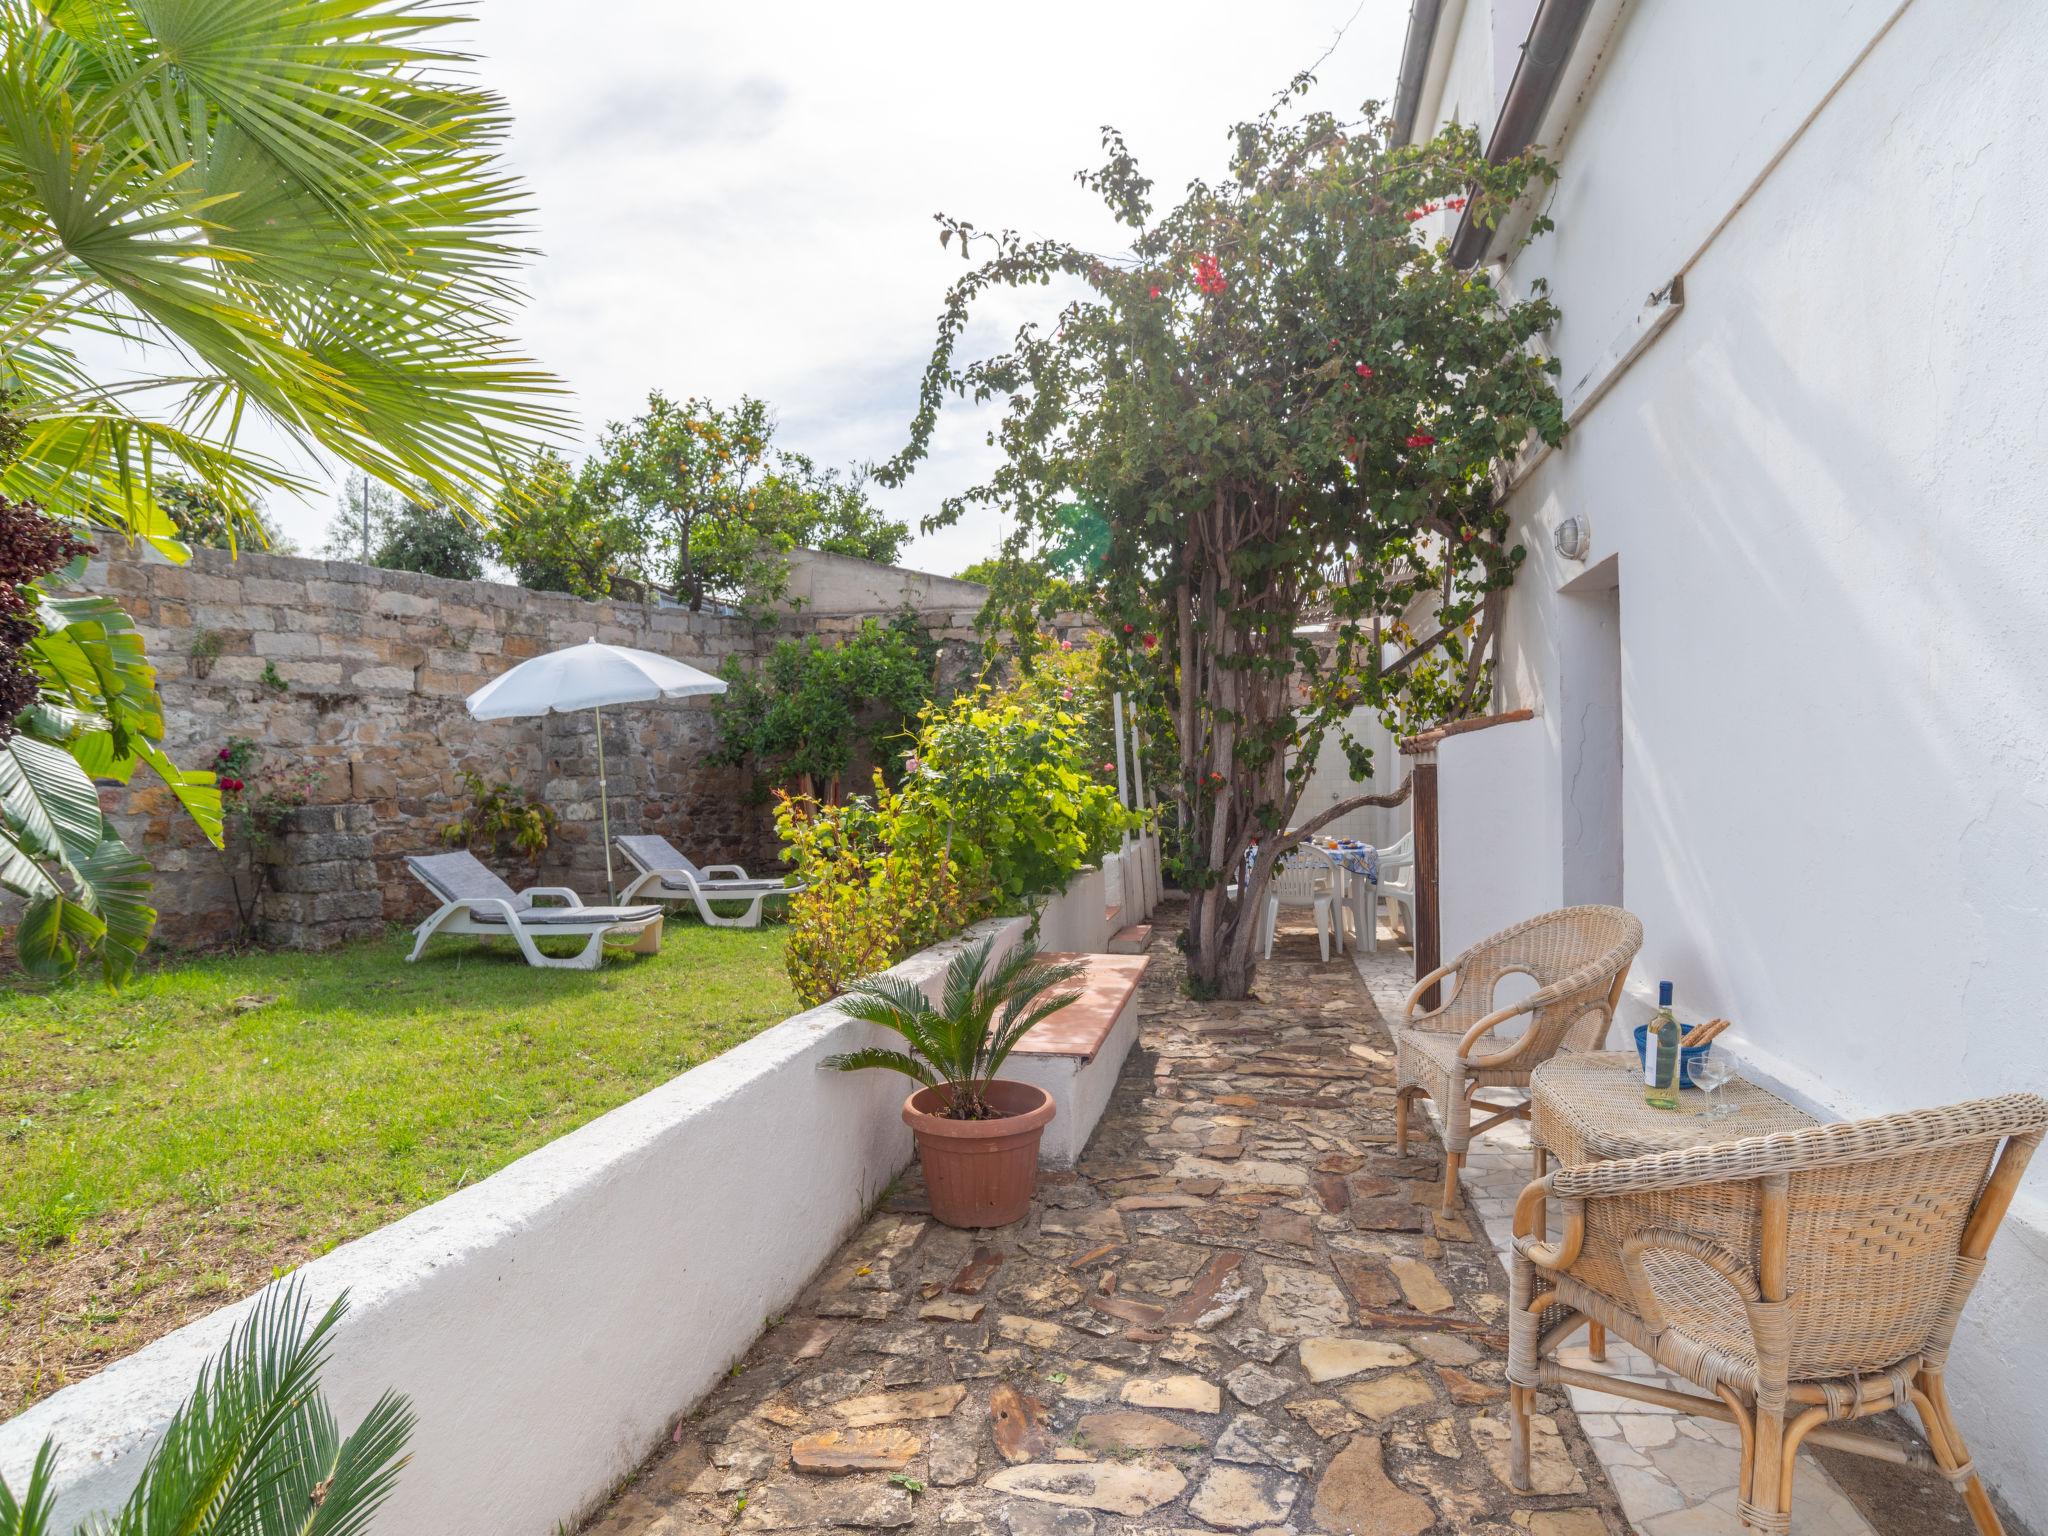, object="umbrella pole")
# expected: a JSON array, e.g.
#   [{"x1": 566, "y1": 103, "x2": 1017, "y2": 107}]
[{"x1": 595, "y1": 703, "x2": 616, "y2": 902}]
